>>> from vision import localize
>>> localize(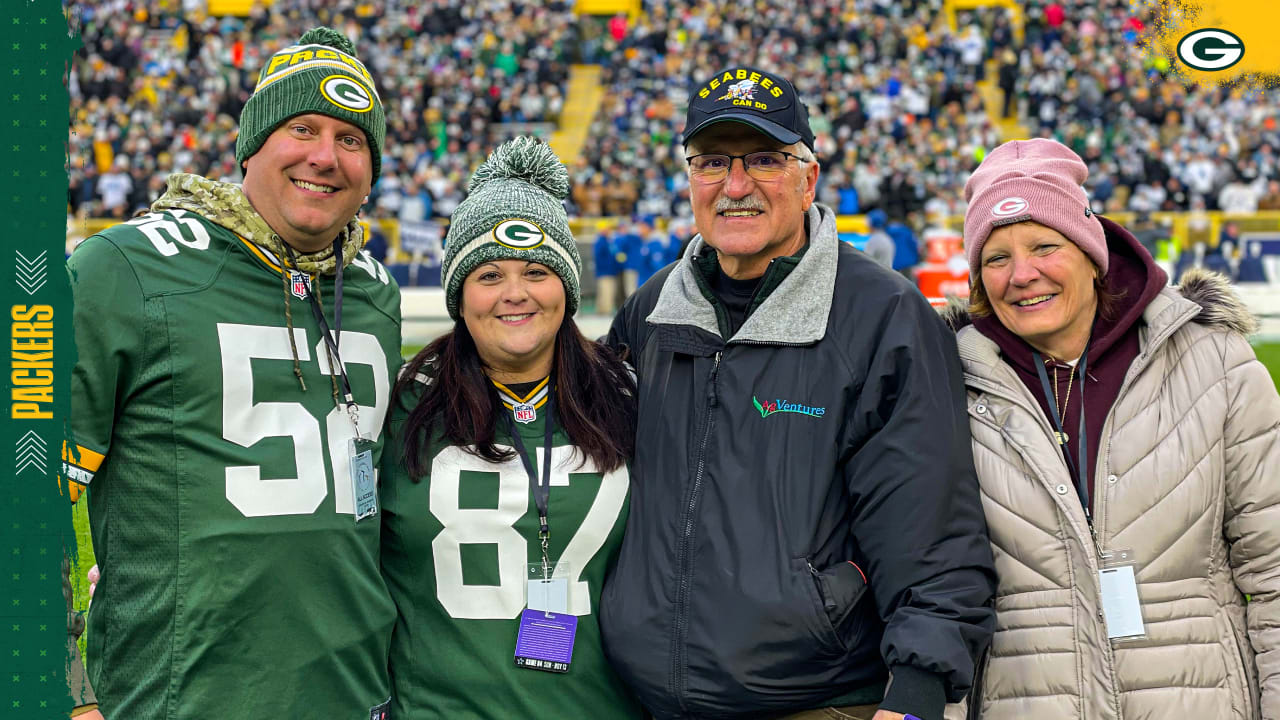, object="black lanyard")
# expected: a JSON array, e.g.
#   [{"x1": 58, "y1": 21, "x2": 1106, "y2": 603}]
[
  {"x1": 285, "y1": 242, "x2": 357, "y2": 412},
  {"x1": 1033, "y1": 342, "x2": 1091, "y2": 524},
  {"x1": 503, "y1": 384, "x2": 556, "y2": 572}
]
